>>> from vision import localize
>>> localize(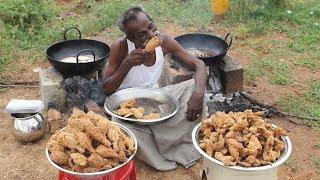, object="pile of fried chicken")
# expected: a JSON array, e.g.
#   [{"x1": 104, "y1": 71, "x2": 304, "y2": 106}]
[
  {"x1": 199, "y1": 110, "x2": 286, "y2": 167},
  {"x1": 117, "y1": 98, "x2": 160, "y2": 120},
  {"x1": 47, "y1": 110, "x2": 135, "y2": 173}
]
